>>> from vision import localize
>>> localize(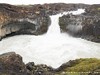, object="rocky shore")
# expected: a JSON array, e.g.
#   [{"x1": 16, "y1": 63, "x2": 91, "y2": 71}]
[{"x1": 0, "y1": 52, "x2": 100, "y2": 75}]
